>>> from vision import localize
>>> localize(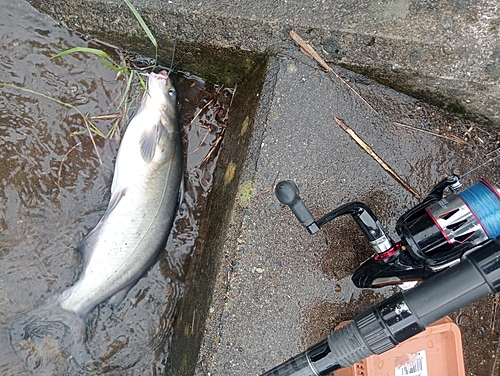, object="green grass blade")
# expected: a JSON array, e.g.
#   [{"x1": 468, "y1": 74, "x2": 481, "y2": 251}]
[
  {"x1": 85, "y1": 119, "x2": 107, "y2": 139},
  {"x1": 0, "y1": 82, "x2": 79, "y2": 111},
  {"x1": 97, "y1": 59, "x2": 120, "y2": 71},
  {"x1": 118, "y1": 71, "x2": 135, "y2": 109},
  {"x1": 134, "y1": 70, "x2": 147, "y2": 91},
  {"x1": 123, "y1": 0, "x2": 157, "y2": 48},
  {"x1": 0, "y1": 82, "x2": 107, "y2": 138},
  {"x1": 51, "y1": 47, "x2": 115, "y2": 62}
]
